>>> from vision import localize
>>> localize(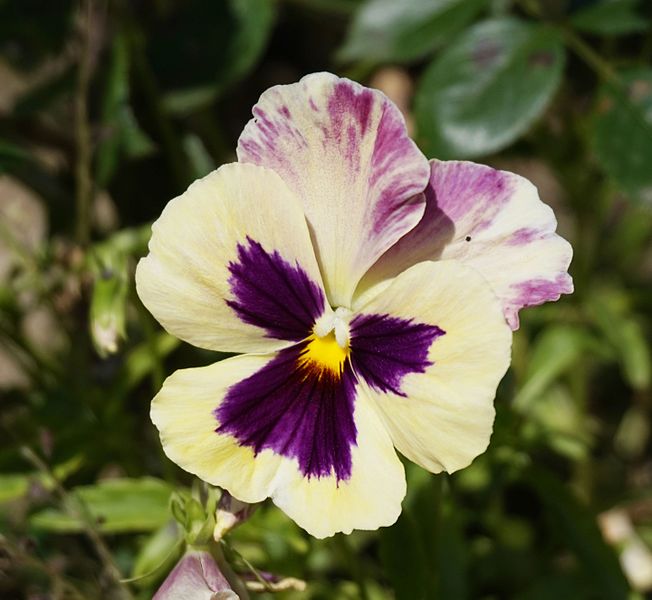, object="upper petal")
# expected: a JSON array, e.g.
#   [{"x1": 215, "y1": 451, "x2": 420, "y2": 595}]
[
  {"x1": 358, "y1": 160, "x2": 573, "y2": 329},
  {"x1": 237, "y1": 72, "x2": 430, "y2": 307},
  {"x1": 354, "y1": 260, "x2": 512, "y2": 473},
  {"x1": 136, "y1": 162, "x2": 328, "y2": 354}
]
